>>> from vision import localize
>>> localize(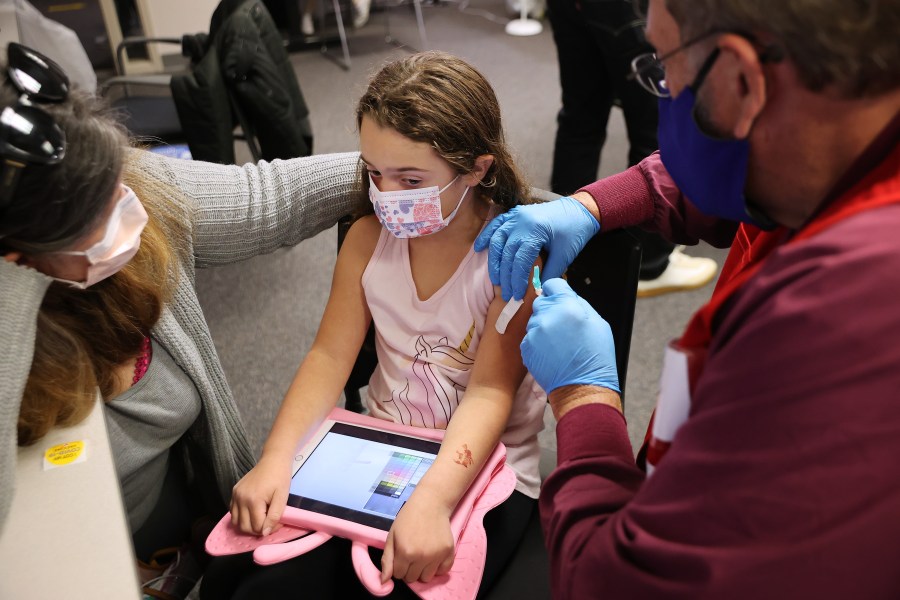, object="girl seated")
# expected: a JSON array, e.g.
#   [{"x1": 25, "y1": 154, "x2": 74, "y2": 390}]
[{"x1": 206, "y1": 51, "x2": 545, "y2": 599}]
